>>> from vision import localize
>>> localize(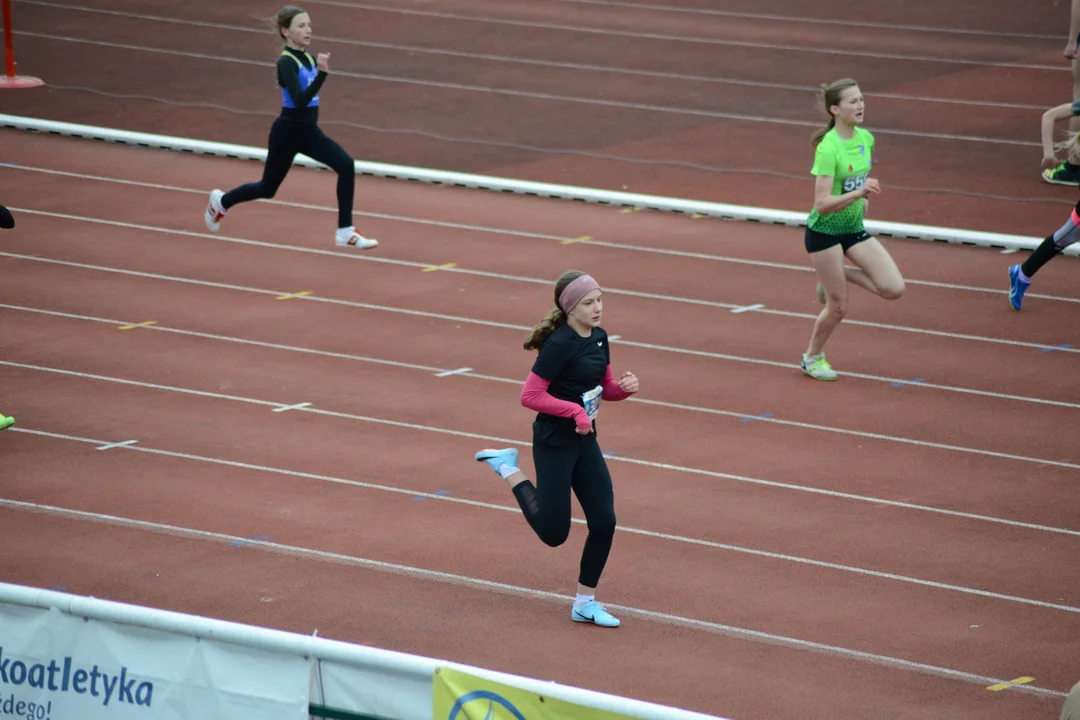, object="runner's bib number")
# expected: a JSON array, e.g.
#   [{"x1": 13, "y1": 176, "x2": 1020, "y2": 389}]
[
  {"x1": 581, "y1": 385, "x2": 603, "y2": 421},
  {"x1": 842, "y1": 172, "x2": 869, "y2": 193}
]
